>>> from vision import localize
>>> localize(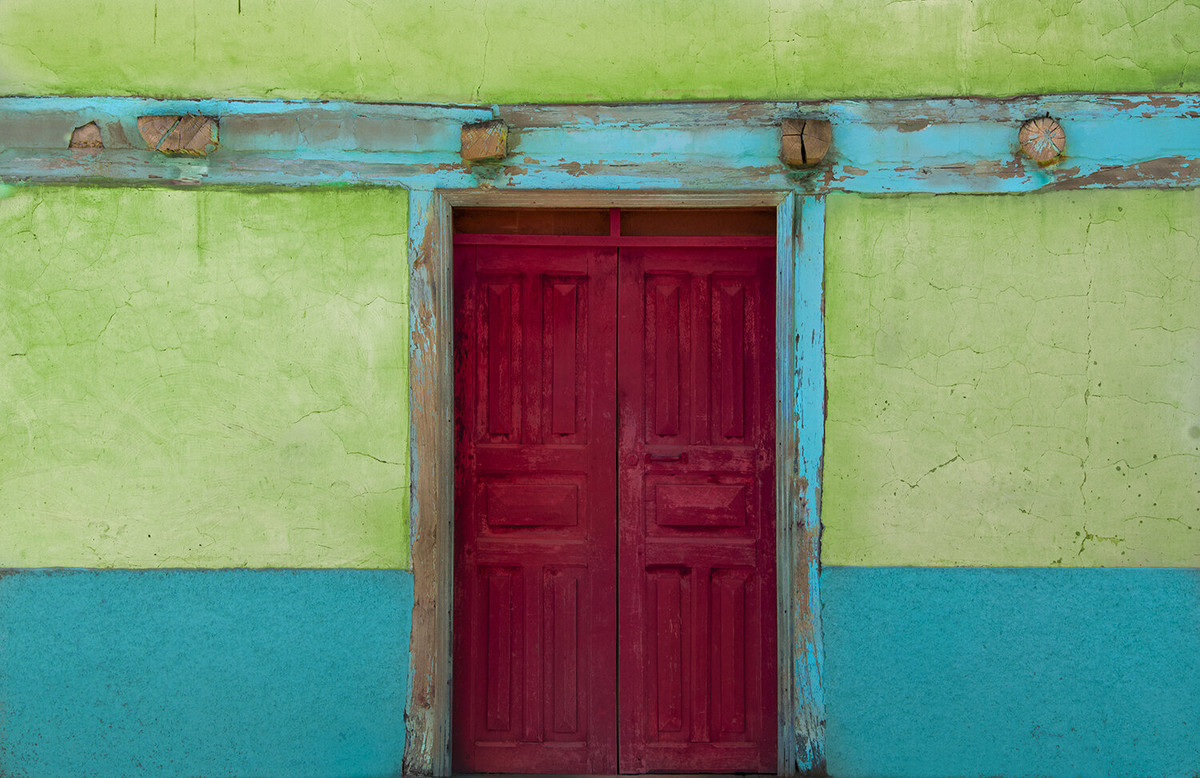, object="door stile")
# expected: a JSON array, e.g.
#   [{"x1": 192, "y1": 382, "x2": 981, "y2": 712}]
[
  {"x1": 585, "y1": 247, "x2": 621, "y2": 774},
  {"x1": 615, "y1": 254, "x2": 648, "y2": 773}
]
